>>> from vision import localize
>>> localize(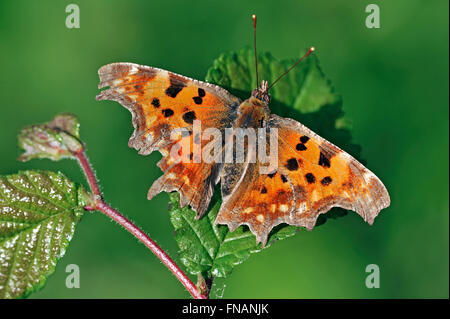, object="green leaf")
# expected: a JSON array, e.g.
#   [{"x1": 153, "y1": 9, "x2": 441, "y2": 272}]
[
  {"x1": 206, "y1": 48, "x2": 340, "y2": 113},
  {"x1": 0, "y1": 170, "x2": 86, "y2": 299},
  {"x1": 18, "y1": 113, "x2": 83, "y2": 162},
  {"x1": 169, "y1": 48, "x2": 359, "y2": 280},
  {"x1": 169, "y1": 192, "x2": 299, "y2": 279}
]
